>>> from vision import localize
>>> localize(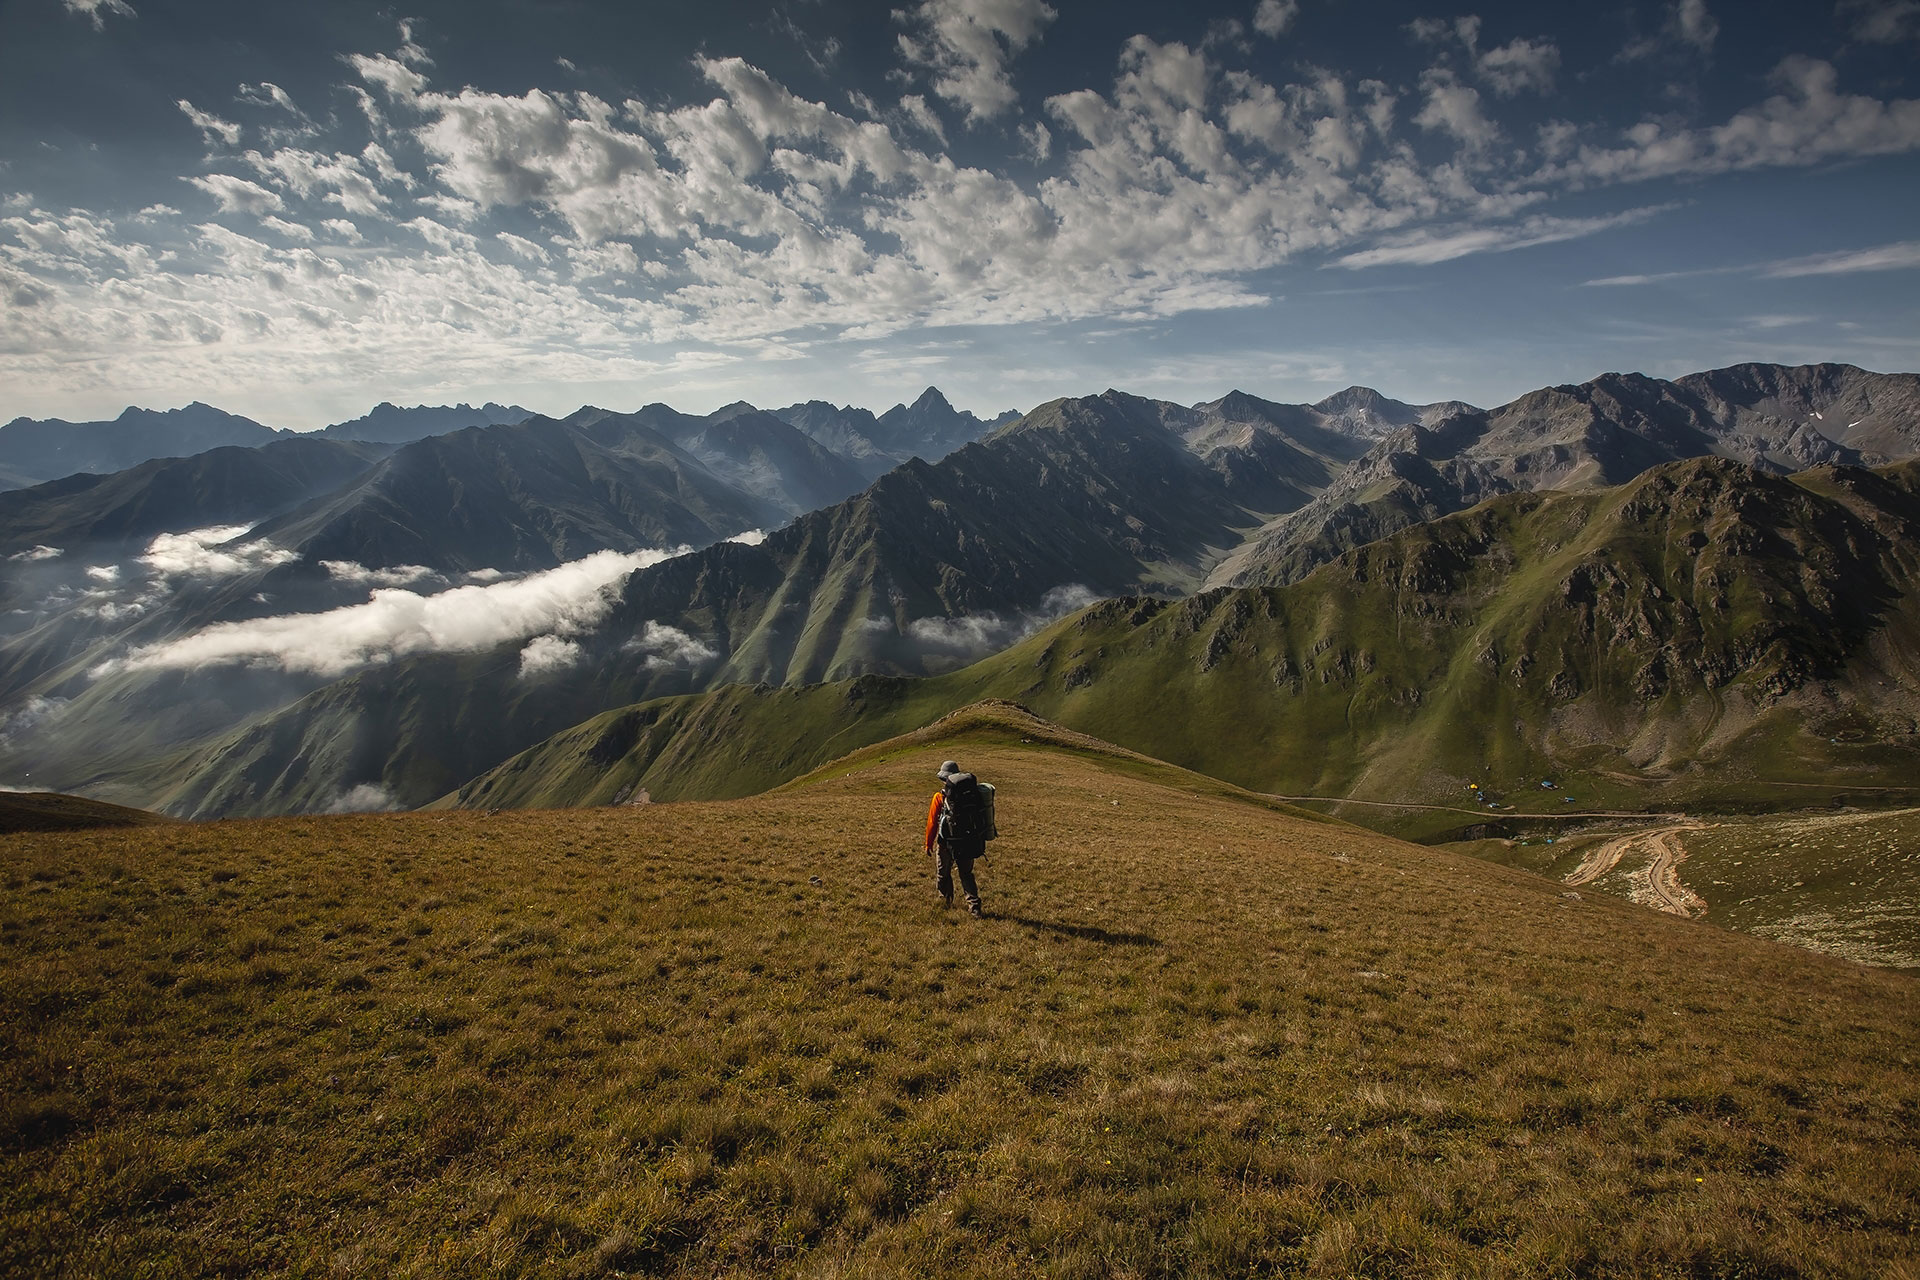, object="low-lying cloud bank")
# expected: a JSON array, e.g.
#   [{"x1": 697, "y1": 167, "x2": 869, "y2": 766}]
[{"x1": 96, "y1": 547, "x2": 682, "y2": 678}]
